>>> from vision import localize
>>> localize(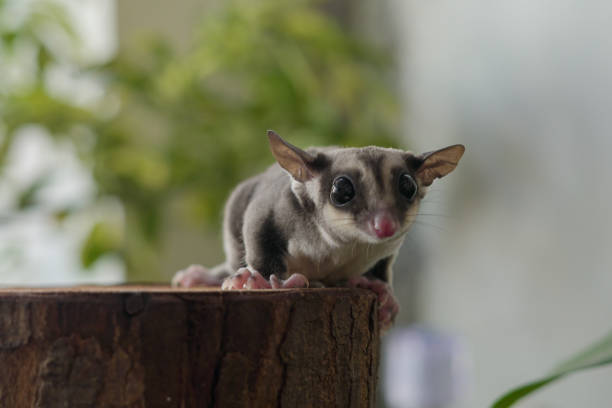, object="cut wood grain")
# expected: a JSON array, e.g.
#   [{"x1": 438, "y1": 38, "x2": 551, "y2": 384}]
[{"x1": 0, "y1": 287, "x2": 379, "y2": 408}]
